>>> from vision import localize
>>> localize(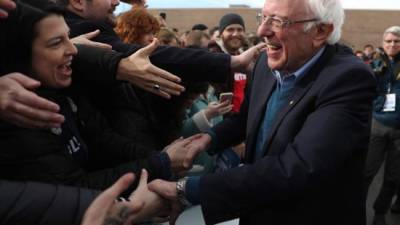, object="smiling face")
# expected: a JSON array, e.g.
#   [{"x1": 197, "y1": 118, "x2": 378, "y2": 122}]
[
  {"x1": 221, "y1": 24, "x2": 245, "y2": 54},
  {"x1": 31, "y1": 15, "x2": 77, "y2": 89},
  {"x1": 383, "y1": 33, "x2": 400, "y2": 60},
  {"x1": 257, "y1": 0, "x2": 328, "y2": 73}
]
